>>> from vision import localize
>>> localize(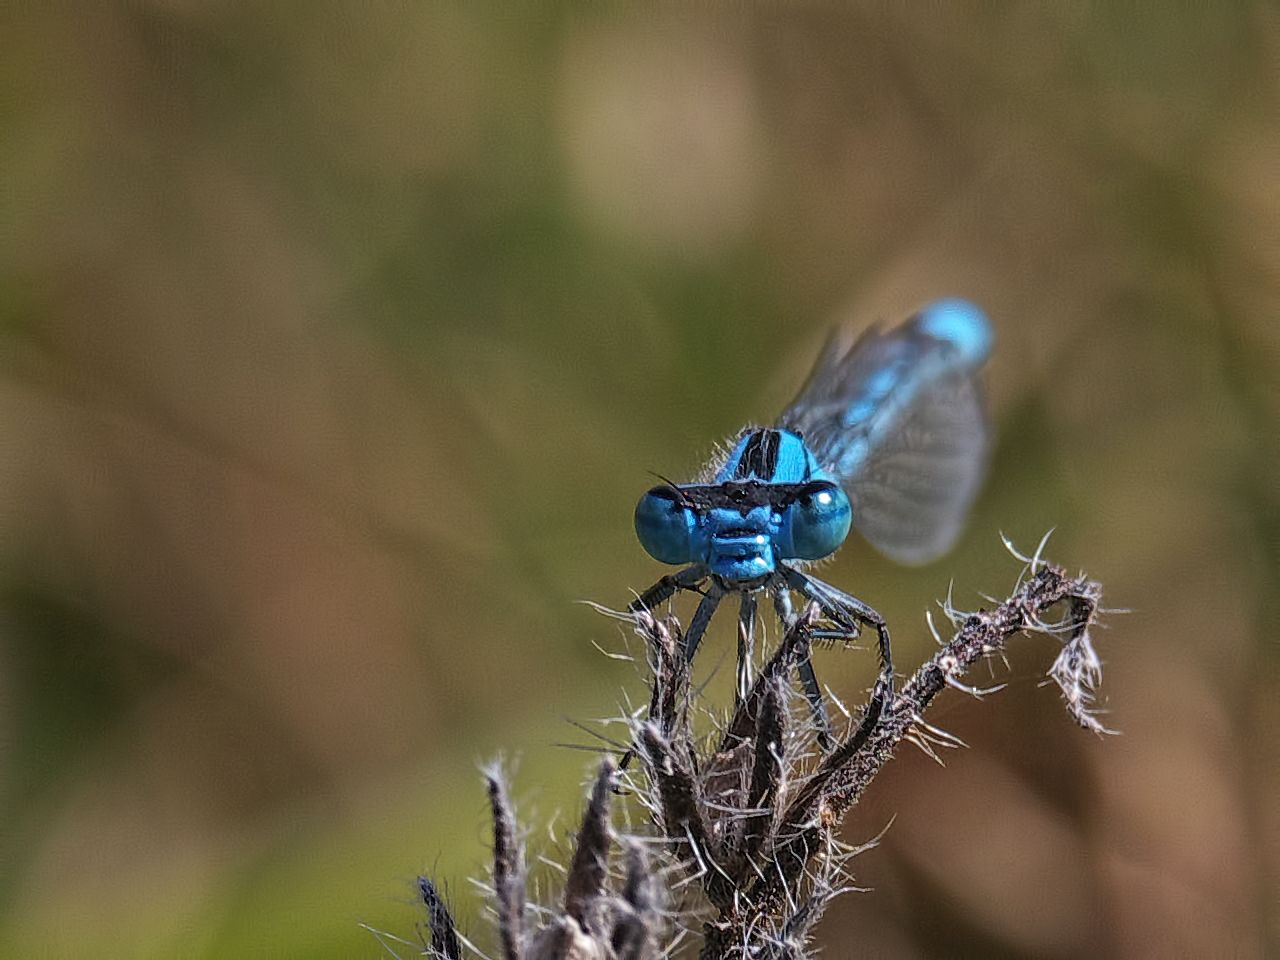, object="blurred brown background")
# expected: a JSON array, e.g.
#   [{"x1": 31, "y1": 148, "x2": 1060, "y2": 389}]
[{"x1": 2, "y1": 4, "x2": 1277, "y2": 958}]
